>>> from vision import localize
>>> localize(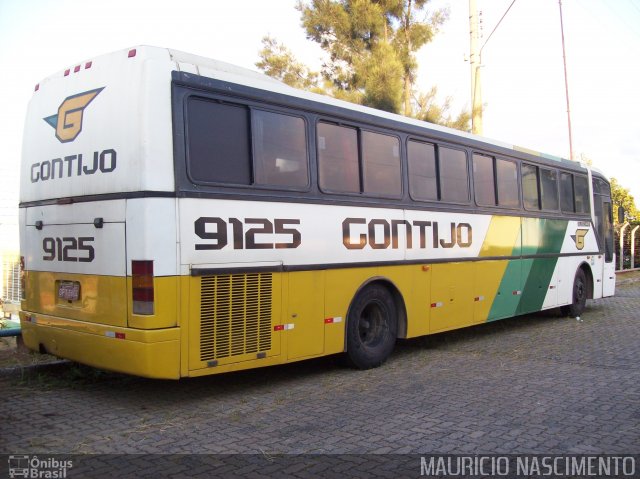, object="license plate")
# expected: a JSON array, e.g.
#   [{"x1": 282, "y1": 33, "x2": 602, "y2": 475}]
[{"x1": 58, "y1": 281, "x2": 80, "y2": 301}]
